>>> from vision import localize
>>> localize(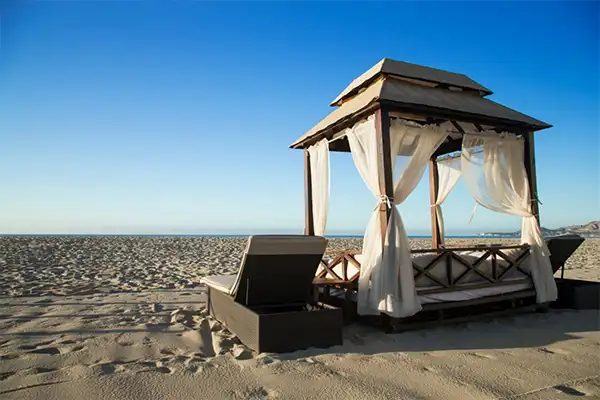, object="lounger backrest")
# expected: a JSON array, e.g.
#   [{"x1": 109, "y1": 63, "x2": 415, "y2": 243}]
[
  {"x1": 546, "y1": 234, "x2": 585, "y2": 273},
  {"x1": 231, "y1": 235, "x2": 327, "y2": 307}
]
